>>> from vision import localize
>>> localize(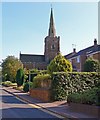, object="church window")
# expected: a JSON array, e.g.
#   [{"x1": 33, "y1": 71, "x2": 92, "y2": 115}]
[{"x1": 51, "y1": 44, "x2": 55, "y2": 49}]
